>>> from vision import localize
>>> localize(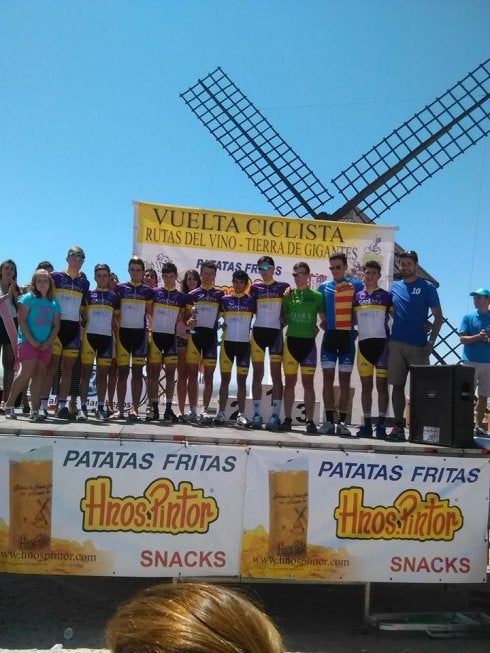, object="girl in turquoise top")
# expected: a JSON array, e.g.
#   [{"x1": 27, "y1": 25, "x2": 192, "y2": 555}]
[{"x1": 5, "y1": 269, "x2": 60, "y2": 422}]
